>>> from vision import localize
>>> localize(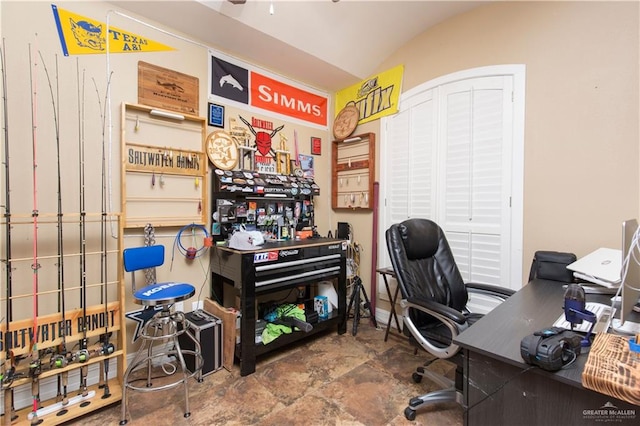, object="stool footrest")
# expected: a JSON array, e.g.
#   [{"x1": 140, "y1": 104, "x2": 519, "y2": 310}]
[{"x1": 120, "y1": 308, "x2": 203, "y2": 425}]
